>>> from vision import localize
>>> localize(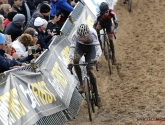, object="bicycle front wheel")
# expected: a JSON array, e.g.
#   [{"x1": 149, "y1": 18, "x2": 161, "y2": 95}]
[
  {"x1": 90, "y1": 85, "x2": 96, "y2": 113},
  {"x1": 84, "y1": 77, "x2": 92, "y2": 121},
  {"x1": 104, "y1": 37, "x2": 112, "y2": 74},
  {"x1": 128, "y1": 0, "x2": 132, "y2": 12}
]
